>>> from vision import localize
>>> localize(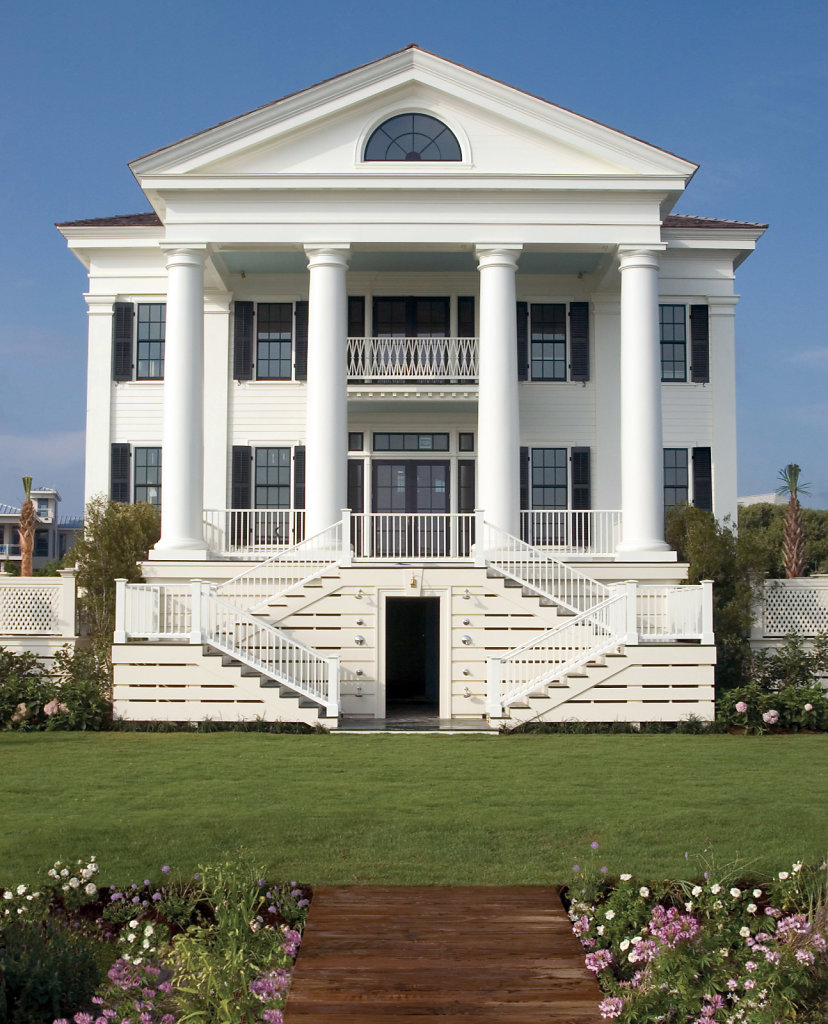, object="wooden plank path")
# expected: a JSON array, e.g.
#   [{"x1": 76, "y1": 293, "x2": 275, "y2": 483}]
[{"x1": 285, "y1": 886, "x2": 603, "y2": 1022}]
